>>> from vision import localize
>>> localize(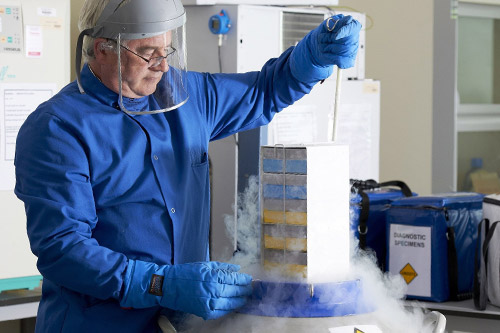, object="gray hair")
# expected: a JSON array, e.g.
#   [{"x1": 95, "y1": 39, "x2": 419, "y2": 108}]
[{"x1": 78, "y1": 0, "x2": 130, "y2": 62}]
